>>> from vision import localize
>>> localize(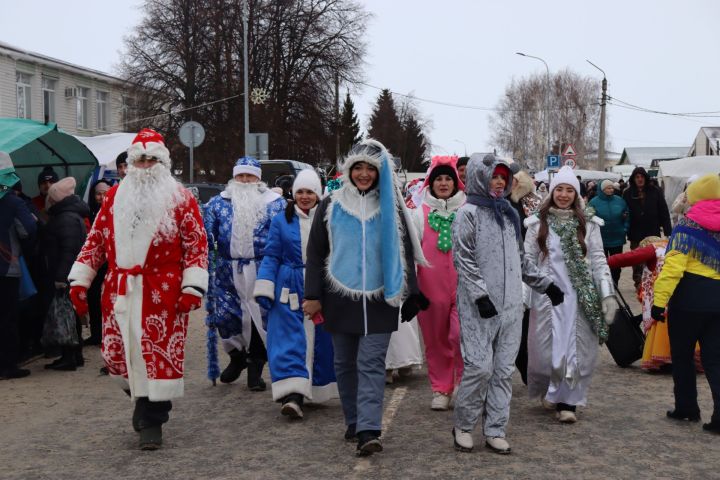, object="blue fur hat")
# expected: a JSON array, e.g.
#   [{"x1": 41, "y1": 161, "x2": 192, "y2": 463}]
[{"x1": 233, "y1": 156, "x2": 262, "y2": 179}]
